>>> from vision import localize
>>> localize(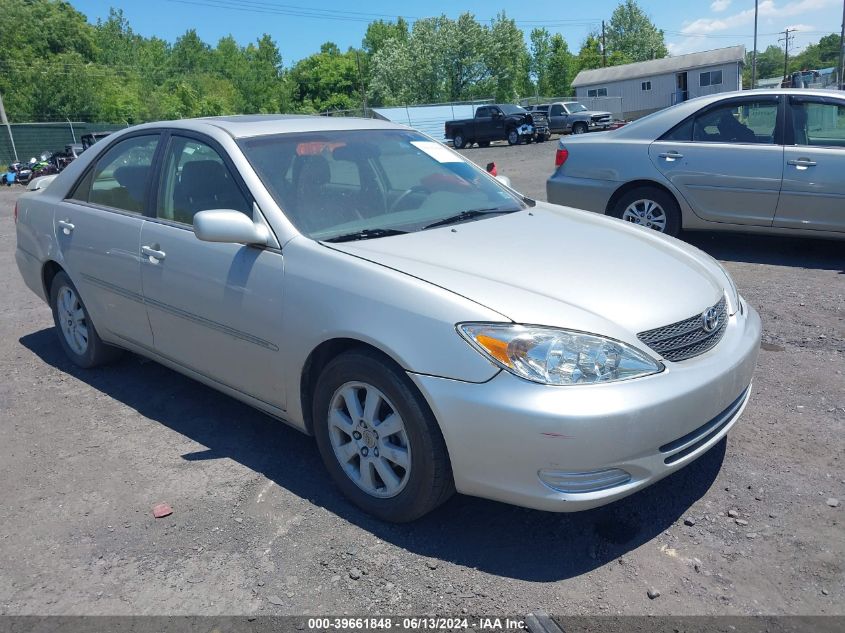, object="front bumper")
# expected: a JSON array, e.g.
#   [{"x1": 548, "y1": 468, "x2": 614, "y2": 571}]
[{"x1": 409, "y1": 301, "x2": 762, "y2": 512}]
